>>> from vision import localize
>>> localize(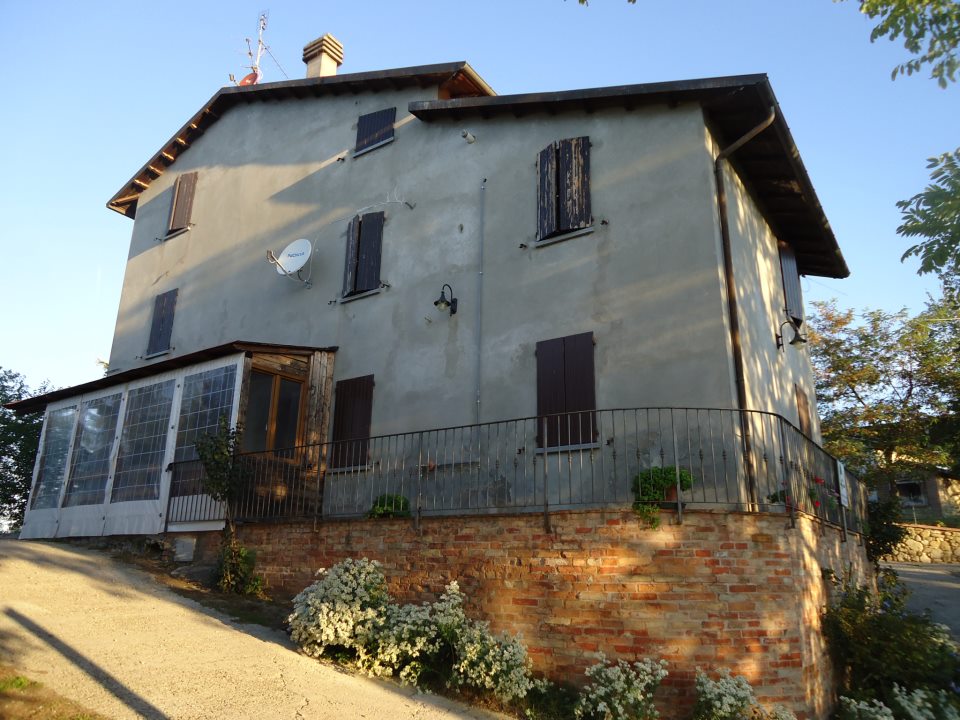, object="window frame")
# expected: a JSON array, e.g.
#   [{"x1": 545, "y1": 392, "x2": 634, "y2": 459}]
[{"x1": 241, "y1": 368, "x2": 306, "y2": 454}]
